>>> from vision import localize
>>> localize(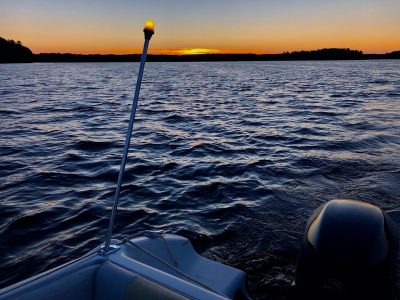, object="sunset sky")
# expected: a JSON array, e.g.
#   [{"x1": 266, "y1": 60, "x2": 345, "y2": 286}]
[{"x1": 1, "y1": 0, "x2": 399, "y2": 55}]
